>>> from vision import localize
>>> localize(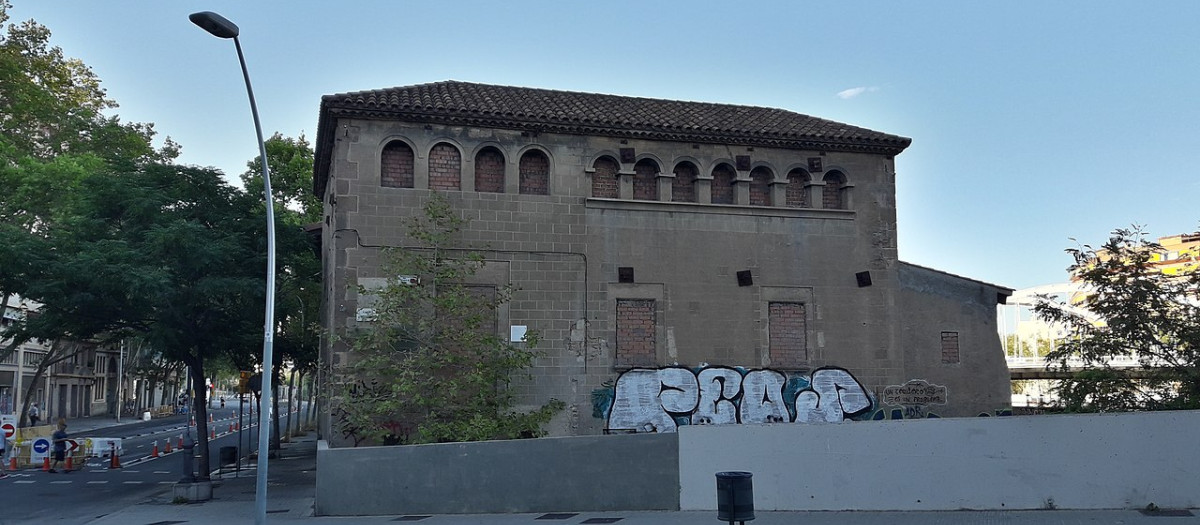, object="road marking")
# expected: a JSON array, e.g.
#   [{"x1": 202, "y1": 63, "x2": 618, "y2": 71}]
[
  {"x1": 159, "y1": 481, "x2": 174, "y2": 484},
  {"x1": 50, "y1": 480, "x2": 72, "y2": 484},
  {"x1": 123, "y1": 480, "x2": 143, "y2": 484},
  {"x1": 14, "y1": 480, "x2": 34, "y2": 484},
  {"x1": 153, "y1": 471, "x2": 171, "y2": 474},
  {"x1": 88, "y1": 480, "x2": 108, "y2": 484}
]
